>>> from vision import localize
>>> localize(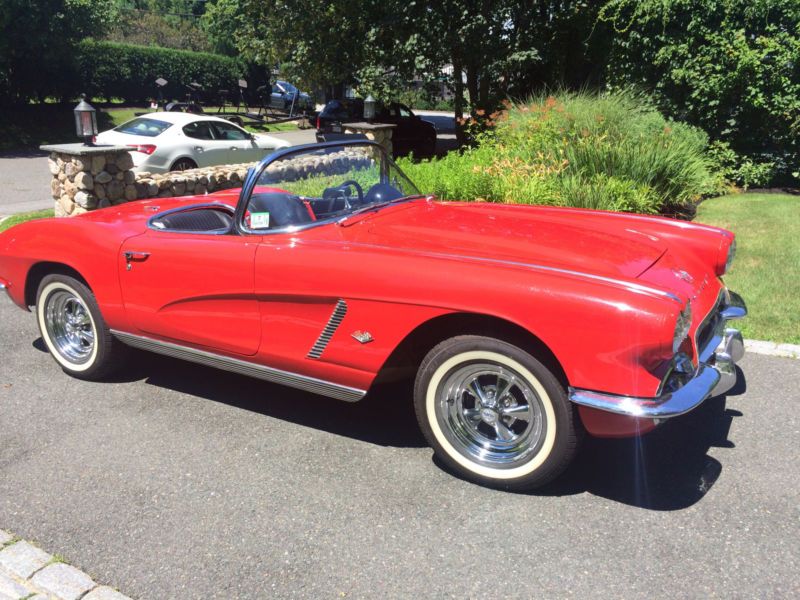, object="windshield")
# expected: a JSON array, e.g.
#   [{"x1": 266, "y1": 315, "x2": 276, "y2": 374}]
[
  {"x1": 114, "y1": 117, "x2": 172, "y2": 137},
  {"x1": 240, "y1": 142, "x2": 421, "y2": 232},
  {"x1": 278, "y1": 81, "x2": 297, "y2": 93}
]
